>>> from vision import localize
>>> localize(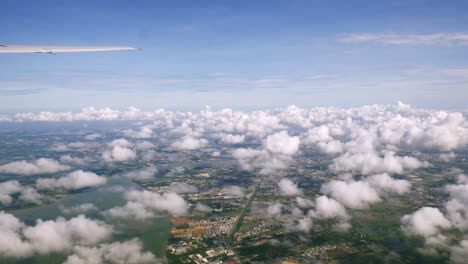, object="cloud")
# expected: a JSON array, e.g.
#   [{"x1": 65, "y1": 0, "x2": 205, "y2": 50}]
[
  {"x1": 294, "y1": 217, "x2": 313, "y2": 233},
  {"x1": 0, "y1": 181, "x2": 43, "y2": 205},
  {"x1": 2, "y1": 102, "x2": 468, "y2": 260},
  {"x1": 321, "y1": 174, "x2": 410, "y2": 209},
  {"x1": 403, "y1": 112, "x2": 467, "y2": 151},
  {"x1": 304, "y1": 125, "x2": 333, "y2": 144},
  {"x1": 232, "y1": 131, "x2": 300, "y2": 174},
  {"x1": 194, "y1": 202, "x2": 212, "y2": 213},
  {"x1": 443, "y1": 177, "x2": 468, "y2": 230},
  {"x1": 302, "y1": 124, "x2": 346, "y2": 154},
  {"x1": 106, "y1": 190, "x2": 188, "y2": 220},
  {"x1": 317, "y1": 140, "x2": 344, "y2": 154},
  {"x1": 283, "y1": 195, "x2": 351, "y2": 233},
  {"x1": 122, "y1": 167, "x2": 157, "y2": 180},
  {"x1": 17, "y1": 187, "x2": 43, "y2": 205},
  {"x1": 169, "y1": 183, "x2": 198, "y2": 194},
  {"x1": 278, "y1": 179, "x2": 303, "y2": 196},
  {"x1": 106, "y1": 202, "x2": 153, "y2": 221},
  {"x1": 10, "y1": 106, "x2": 152, "y2": 122},
  {"x1": 0, "y1": 212, "x2": 112, "y2": 258},
  {"x1": 24, "y1": 216, "x2": 111, "y2": 254},
  {"x1": 331, "y1": 151, "x2": 429, "y2": 175},
  {"x1": 400, "y1": 175, "x2": 468, "y2": 258},
  {"x1": 265, "y1": 131, "x2": 300, "y2": 155},
  {"x1": 0, "y1": 180, "x2": 23, "y2": 205},
  {"x1": 60, "y1": 203, "x2": 98, "y2": 215},
  {"x1": 397, "y1": 171, "x2": 468, "y2": 258},
  {"x1": 445, "y1": 199, "x2": 468, "y2": 230},
  {"x1": 366, "y1": 173, "x2": 411, "y2": 195},
  {"x1": 135, "y1": 141, "x2": 155, "y2": 150},
  {"x1": 64, "y1": 238, "x2": 157, "y2": 264},
  {"x1": 84, "y1": 133, "x2": 102, "y2": 140},
  {"x1": 109, "y1": 138, "x2": 133, "y2": 148},
  {"x1": 204, "y1": 109, "x2": 284, "y2": 137},
  {"x1": 231, "y1": 148, "x2": 264, "y2": 170},
  {"x1": 123, "y1": 127, "x2": 153, "y2": 139},
  {"x1": 36, "y1": 170, "x2": 107, "y2": 190},
  {"x1": 171, "y1": 135, "x2": 208, "y2": 150},
  {"x1": 68, "y1": 142, "x2": 89, "y2": 149},
  {"x1": 3, "y1": 103, "x2": 467, "y2": 158},
  {"x1": 219, "y1": 133, "x2": 245, "y2": 144},
  {"x1": 456, "y1": 173, "x2": 468, "y2": 184},
  {"x1": 338, "y1": 32, "x2": 468, "y2": 46},
  {"x1": 401, "y1": 207, "x2": 452, "y2": 238},
  {"x1": 51, "y1": 142, "x2": 94, "y2": 152},
  {"x1": 310, "y1": 196, "x2": 350, "y2": 221},
  {"x1": 102, "y1": 146, "x2": 137, "y2": 162},
  {"x1": 0, "y1": 158, "x2": 70, "y2": 175},
  {"x1": 450, "y1": 239, "x2": 468, "y2": 264},
  {"x1": 296, "y1": 197, "x2": 314, "y2": 209},
  {"x1": 308, "y1": 196, "x2": 351, "y2": 231},
  {"x1": 101, "y1": 138, "x2": 139, "y2": 163},
  {"x1": 60, "y1": 155, "x2": 90, "y2": 166},
  {"x1": 4, "y1": 105, "x2": 467, "y2": 235},
  {"x1": 266, "y1": 203, "x2": 282, "y2": 218},
  {"x1": 439, "y1": 152, "x2": 457, "y2": 162},
  {"x1": 0, "y1": 212, "x2": 32, "y2": 258},
  {"x1": 224, "y1": 186, "x2": 245, "y2": 198},
  {"x1": 445, "y1": 182, "x2": 468, "y2": 205},
  {"x1": 232, "y1": 148, "x2": 292, "y2": 174},
  {"x1": 50, "y1": 144, "x2": 70, "y2": 152},
  {"x1": 140, "y1": 150, "x2": 157, "y2": 161}
]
